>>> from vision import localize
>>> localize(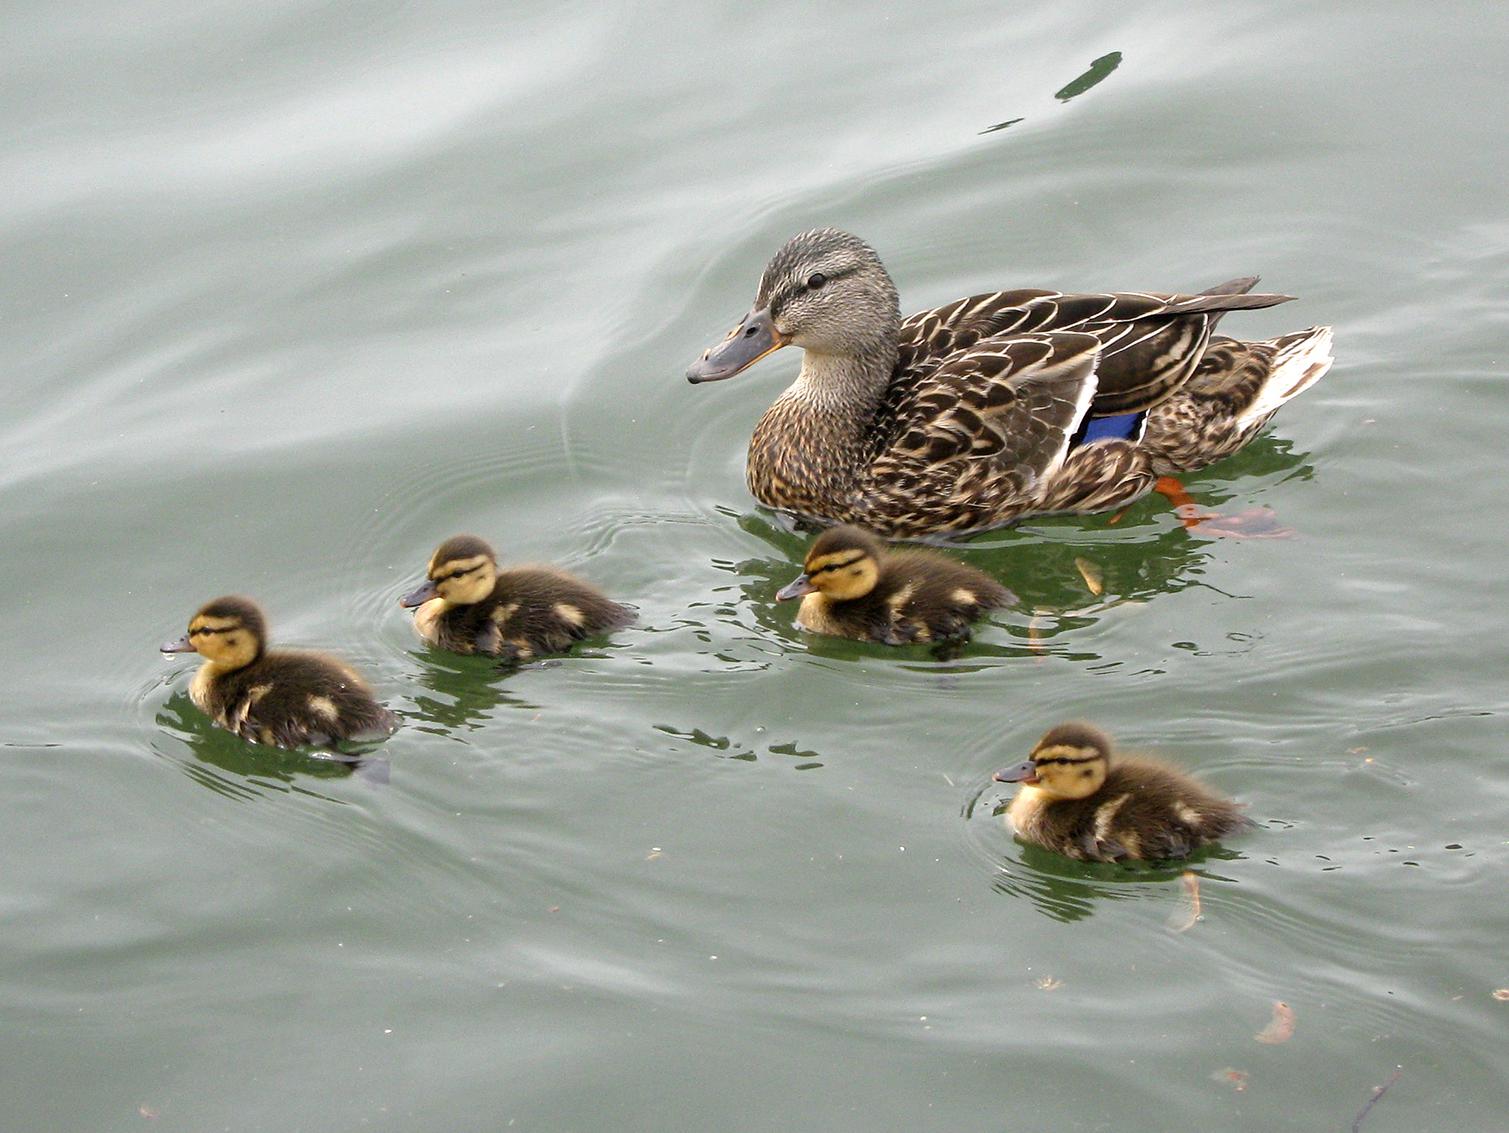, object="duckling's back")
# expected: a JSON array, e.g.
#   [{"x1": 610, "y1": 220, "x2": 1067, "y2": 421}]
[
  {"x1": 876, "y1": 549, "x2": 1012, "y2": 640},
  {"x1": 206, "y1": 651, "x2": 397, "y2": 748},
  {"x1": 1019, "y1": 757, "x2": 1249, "y2": 862},
  {"x1": 476, "y1": 566, "x2": 632, "y2": 660}
]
